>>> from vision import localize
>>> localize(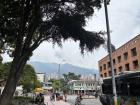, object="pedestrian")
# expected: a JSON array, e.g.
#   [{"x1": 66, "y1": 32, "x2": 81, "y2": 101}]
[
  {"x1": 64, "y1": 92, "x2": 67, "y2": 102},
  {"x1": 95, "y1": 92, "x2": 98, "y2": 99},
  {"x1": 120, "y1": 97, "x2": 125, "y2": 105},
  {"x1": 75, "y1": 93, "x2": 82, "y2": 105},
  {"x1": 99, "y1": 95, "x2": 108, "y2": 105},
  {"x1": 35, "y1": 93, "x2": 44, "y2": 104}
]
